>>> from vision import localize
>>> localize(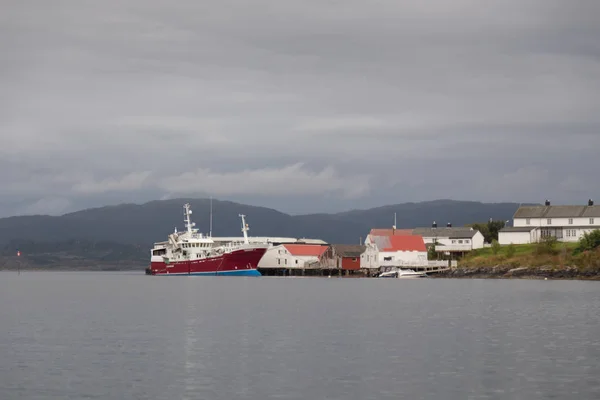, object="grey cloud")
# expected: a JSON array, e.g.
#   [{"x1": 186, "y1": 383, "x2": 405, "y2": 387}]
[{"x1": 1, "y1": 0, "x2": 599, "y2": 217}]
